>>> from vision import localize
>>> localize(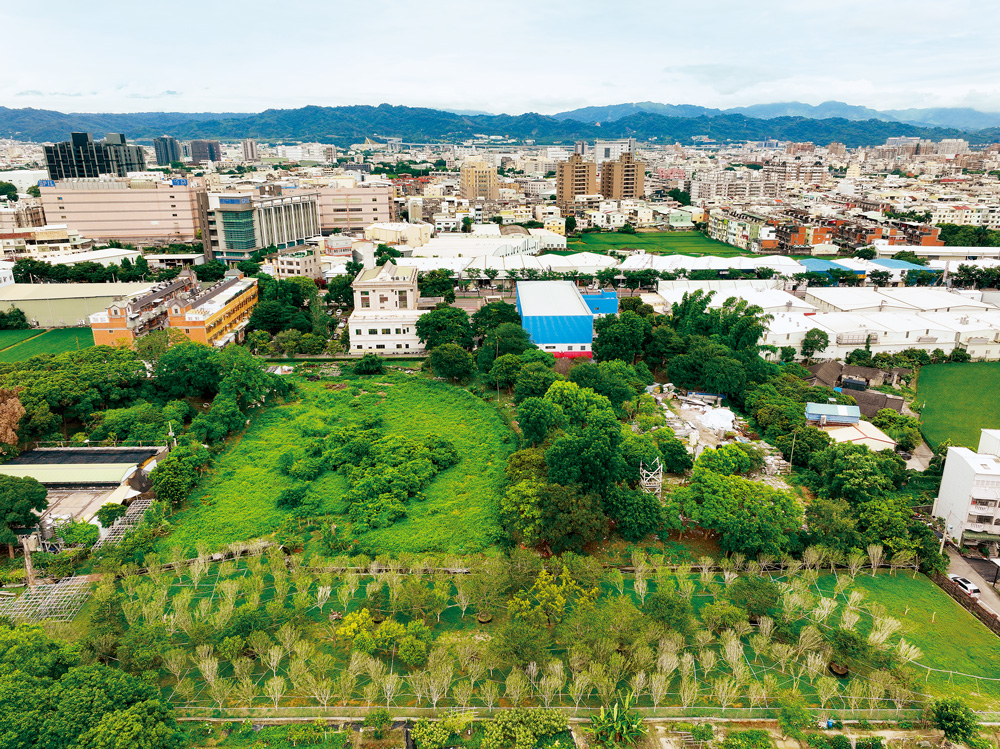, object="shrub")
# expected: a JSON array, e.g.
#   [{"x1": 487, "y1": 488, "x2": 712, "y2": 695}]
[
  {"x1": 483, "y1": 710, "x2": 568, "y2": 749},
  {"x1": 411, "y1": 719, "x2": 452, "y2": 749},
  {"x1": 931, "y1": 698, "x2": 981, "y2": 743},
  {"x1": 720, "y1": 730, "x2": 774, "y2": 749},
  {"x1": 691, "y1": 725, "x2": 714, "y2": 742},
  {"x1": 355, "y1": 353, "x2": 384, "y2": 375},
  {"x1": 364, "y1": 708, "x2": 391, "y2": 739}
]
